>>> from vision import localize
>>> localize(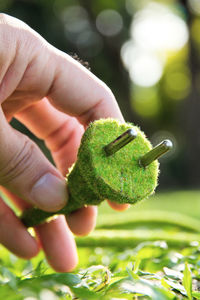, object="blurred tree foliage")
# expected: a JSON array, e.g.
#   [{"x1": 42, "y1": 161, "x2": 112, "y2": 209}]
[{"x1": 1, "y1": 0, "x2": 200, "y2": 191}]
